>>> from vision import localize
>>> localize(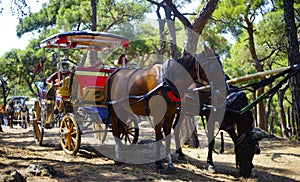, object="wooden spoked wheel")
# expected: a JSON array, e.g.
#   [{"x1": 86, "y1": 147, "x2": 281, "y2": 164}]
[
  {"x1": 59, "y1": 113, "x2": 81, "y2": 155},
  {"x1": 32, "y1": 99, "x2": 44, "y2": 146},
  {"x1": 93, "y1": 119, "x2": 108, "y2": 144},
  {"x1": 119, "y1": 116, "x2": 139, "y2": 144},
  {"x1": 33, "y1": 120, "x2": 44, "y2": 146}
]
